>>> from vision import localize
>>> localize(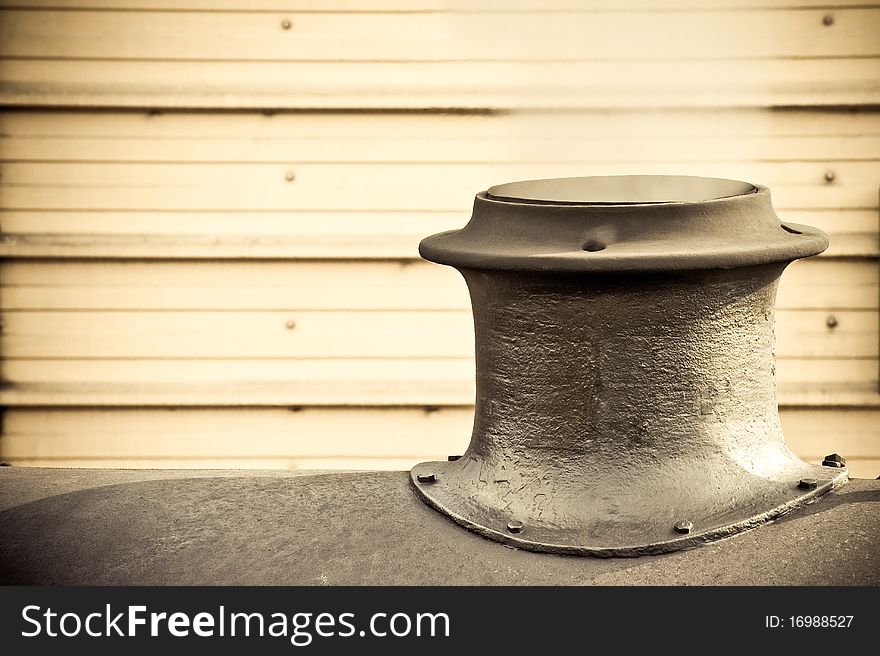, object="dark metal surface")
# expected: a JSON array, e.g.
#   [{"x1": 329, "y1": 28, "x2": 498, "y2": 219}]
[
  {"x1": 413, "y1": 175, "x2": 841, "y2": 556},
  {"x1": 419, "y1": 177, "x2": 827, "y2": 273},
  {"x1": 0, "y1": 469, "x2": 877, "y2": 586}
]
